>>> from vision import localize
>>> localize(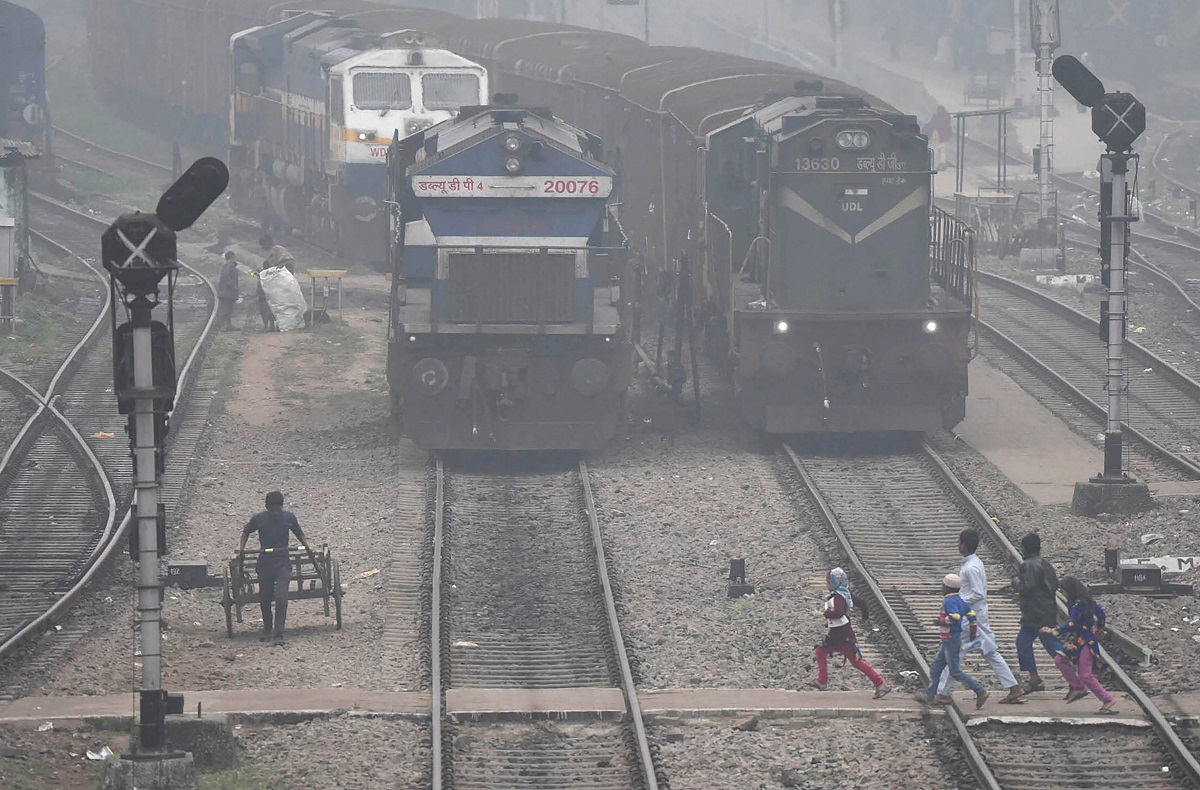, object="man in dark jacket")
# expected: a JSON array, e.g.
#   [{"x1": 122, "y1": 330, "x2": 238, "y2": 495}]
[
  {"x1": 237, "y1": 491, "x2": 309, "y2": 645},
  {"x1": 1013, "y1": 532, "x2": 1062, "y2": 692},
  {"x1": 216, "y1": 251, "x2": 240, "y2": 331}
]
